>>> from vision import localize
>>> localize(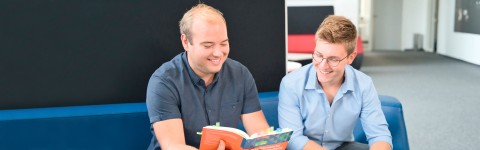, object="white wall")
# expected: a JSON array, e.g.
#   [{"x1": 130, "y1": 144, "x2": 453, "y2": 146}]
[
  {"x1": 333, "y1": 0, "x2": 360, "y2": 28},
  {"x1": 401, "y1": 0, "x2": 432, "y2": 51},
  {"x1": 359, "y1": 0, "x2": 373, "y2": 51},
  {"x1": 372, "y1": 0, "x2": 403, "y2": 51},
  {"x1": 437, "y1": 0, "x2": 480, "y2": 65}
]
